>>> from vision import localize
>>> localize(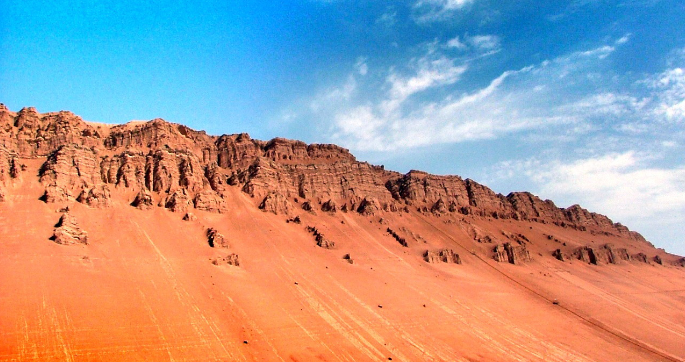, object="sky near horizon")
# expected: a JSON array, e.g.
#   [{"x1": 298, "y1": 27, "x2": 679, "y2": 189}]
[{"x1": 1, "y1": 0, "x2": 684, "y2": 254}]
